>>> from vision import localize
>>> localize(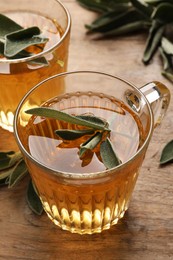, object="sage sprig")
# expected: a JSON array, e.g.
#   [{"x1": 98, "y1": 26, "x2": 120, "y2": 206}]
[
  {"x1": 77, "y1": 0, "x2": 173, "y2": 82},
  {"x1": 0, "y1": 150, "x2": 43, "y2": 215},
  {"x1": 26, "y1": 107, "x2": 121, "y2": 169},
  {"x1": 0, "y1": 14, "x2": 48, "y2": 65}
]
